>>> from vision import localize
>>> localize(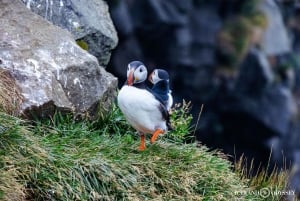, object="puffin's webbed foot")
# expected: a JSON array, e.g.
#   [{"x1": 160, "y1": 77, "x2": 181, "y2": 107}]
[{"x1": 150, "y1": 129, "x2": 164, "y2": 144}]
